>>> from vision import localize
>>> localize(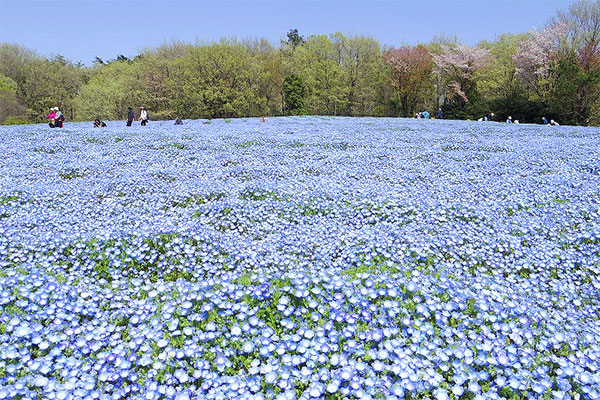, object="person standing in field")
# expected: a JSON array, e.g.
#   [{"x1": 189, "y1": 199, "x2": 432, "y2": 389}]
[
  {"x1": 139, "y1": 106, "x2": 149, "y2": 126},
  {"x1": 436, "y1": 108, "x2": 443, "y2": 119},
  {"x1": 126, "y1": 107, "x2": 135, "y2": 126}
]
